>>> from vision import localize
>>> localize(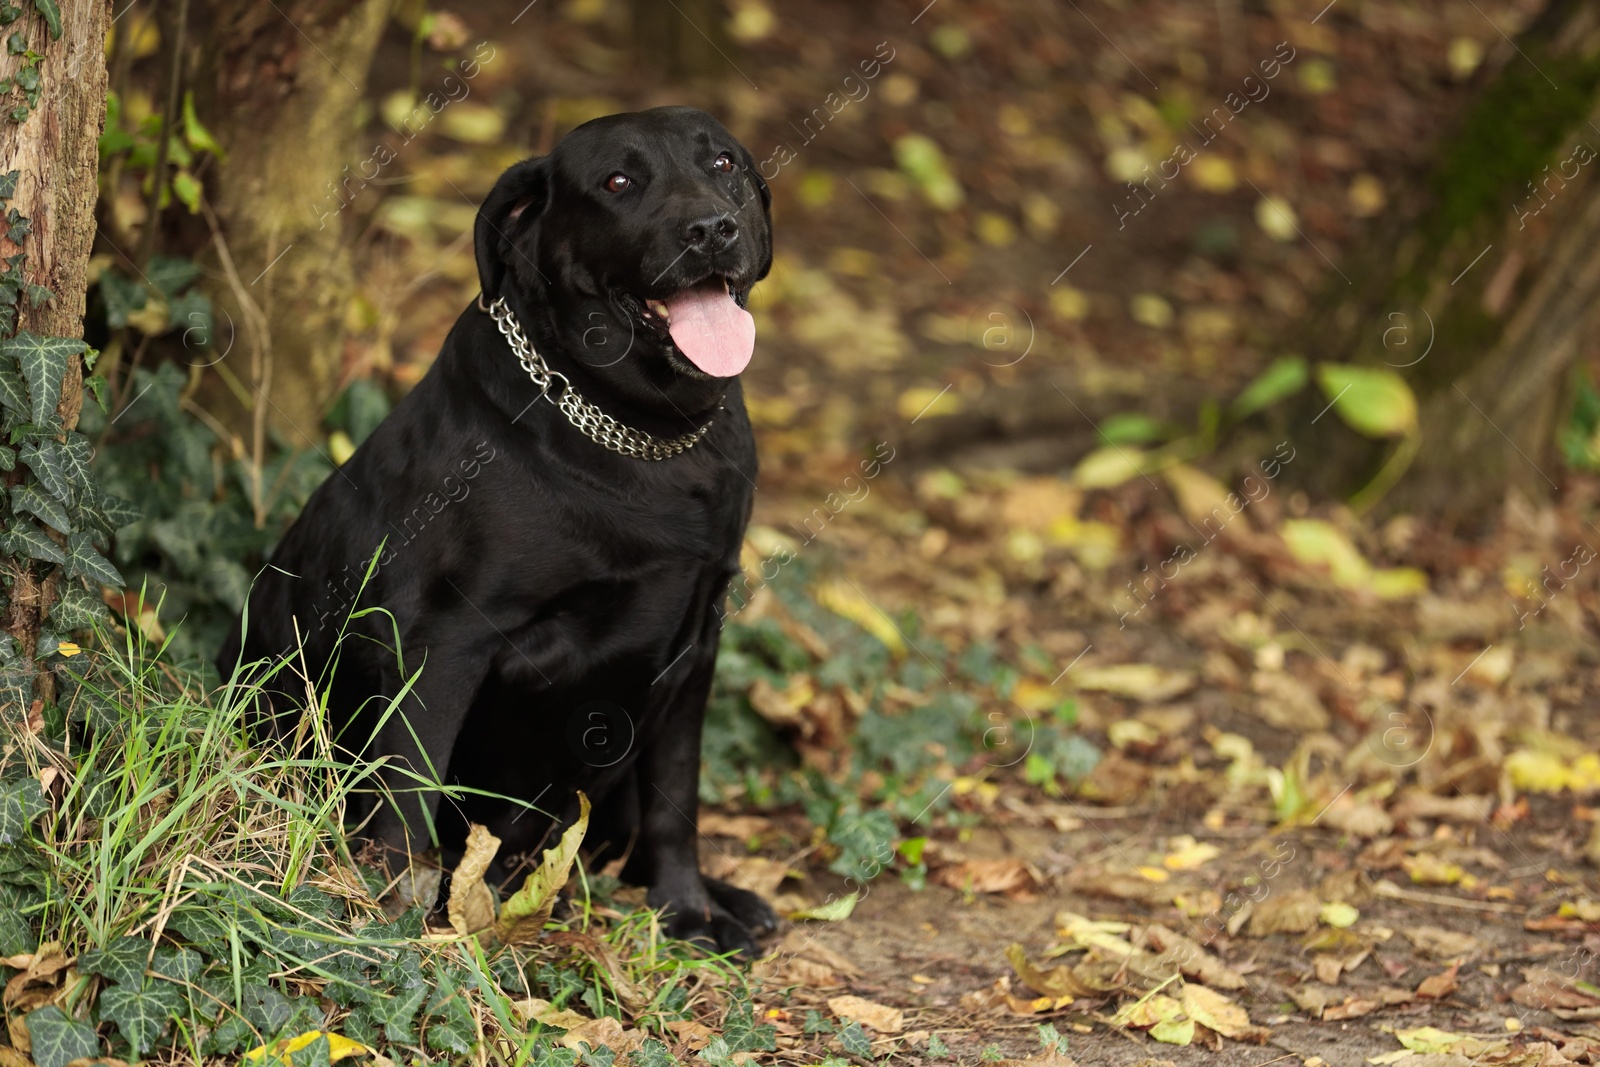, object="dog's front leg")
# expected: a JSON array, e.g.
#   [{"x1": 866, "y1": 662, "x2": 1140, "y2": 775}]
[
  {"x1": 635, "y1": 631, "x2": 777, "y2": 957},
  {"x1": 362, "y1": 643, "x2": 489, "y2": 902}
]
